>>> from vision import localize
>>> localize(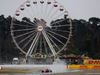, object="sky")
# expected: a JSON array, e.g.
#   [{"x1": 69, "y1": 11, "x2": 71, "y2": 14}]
[{"x1": 0, "y1": 0, "x2": 100, "y2": 21}]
